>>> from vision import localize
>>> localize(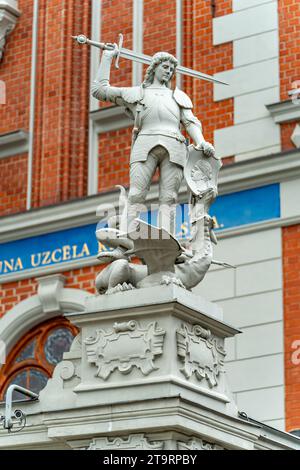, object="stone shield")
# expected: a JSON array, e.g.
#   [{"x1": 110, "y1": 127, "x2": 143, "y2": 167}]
[{"x1": 184, "y1": 146, "x2": 222, "y2": 197}]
